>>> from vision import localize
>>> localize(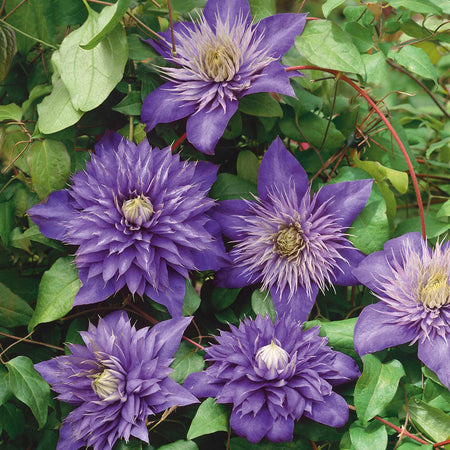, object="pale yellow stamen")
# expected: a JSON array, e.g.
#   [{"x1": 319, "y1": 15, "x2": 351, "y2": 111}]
[
  {"x1": 419, "y1": 271, "x2": 450, "y2": 309},
  {"x1": 122, "y1": 194, "x2": 154, "y2": 226},
  {"x1": 274, "y1": 224, "x2": 305, "y2": 260},
  {"x1": 92, "y1": 368, "x2": 120, "y2": 400},
  {"x1": 255, "y1": 339, "x2": 289, "y2": 372}
]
